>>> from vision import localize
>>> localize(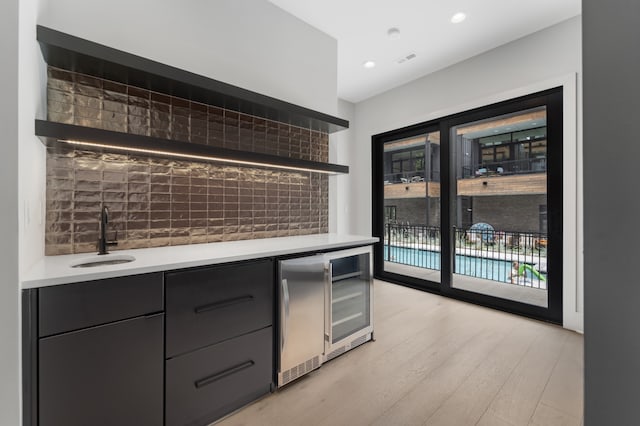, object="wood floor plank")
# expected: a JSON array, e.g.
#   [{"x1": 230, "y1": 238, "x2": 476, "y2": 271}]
[
  {"x1": 537, "y1": 331, "x2": 584, "y2": 420},
  {"x1": 528, "y1": 402, "x2": 582, "y2": 426},
  {"x1": 368, "y1": 311, "x2": 519, "y2": 425},
  {"x1": 478, "y1": 325, "x2": 569, "y2": 426},
  {"x1": 476, "y1": 411, "x2": 516, "y2": 426},
  {"x1": 423, "y1": 318, "x2": 543, "y2": 426}
]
